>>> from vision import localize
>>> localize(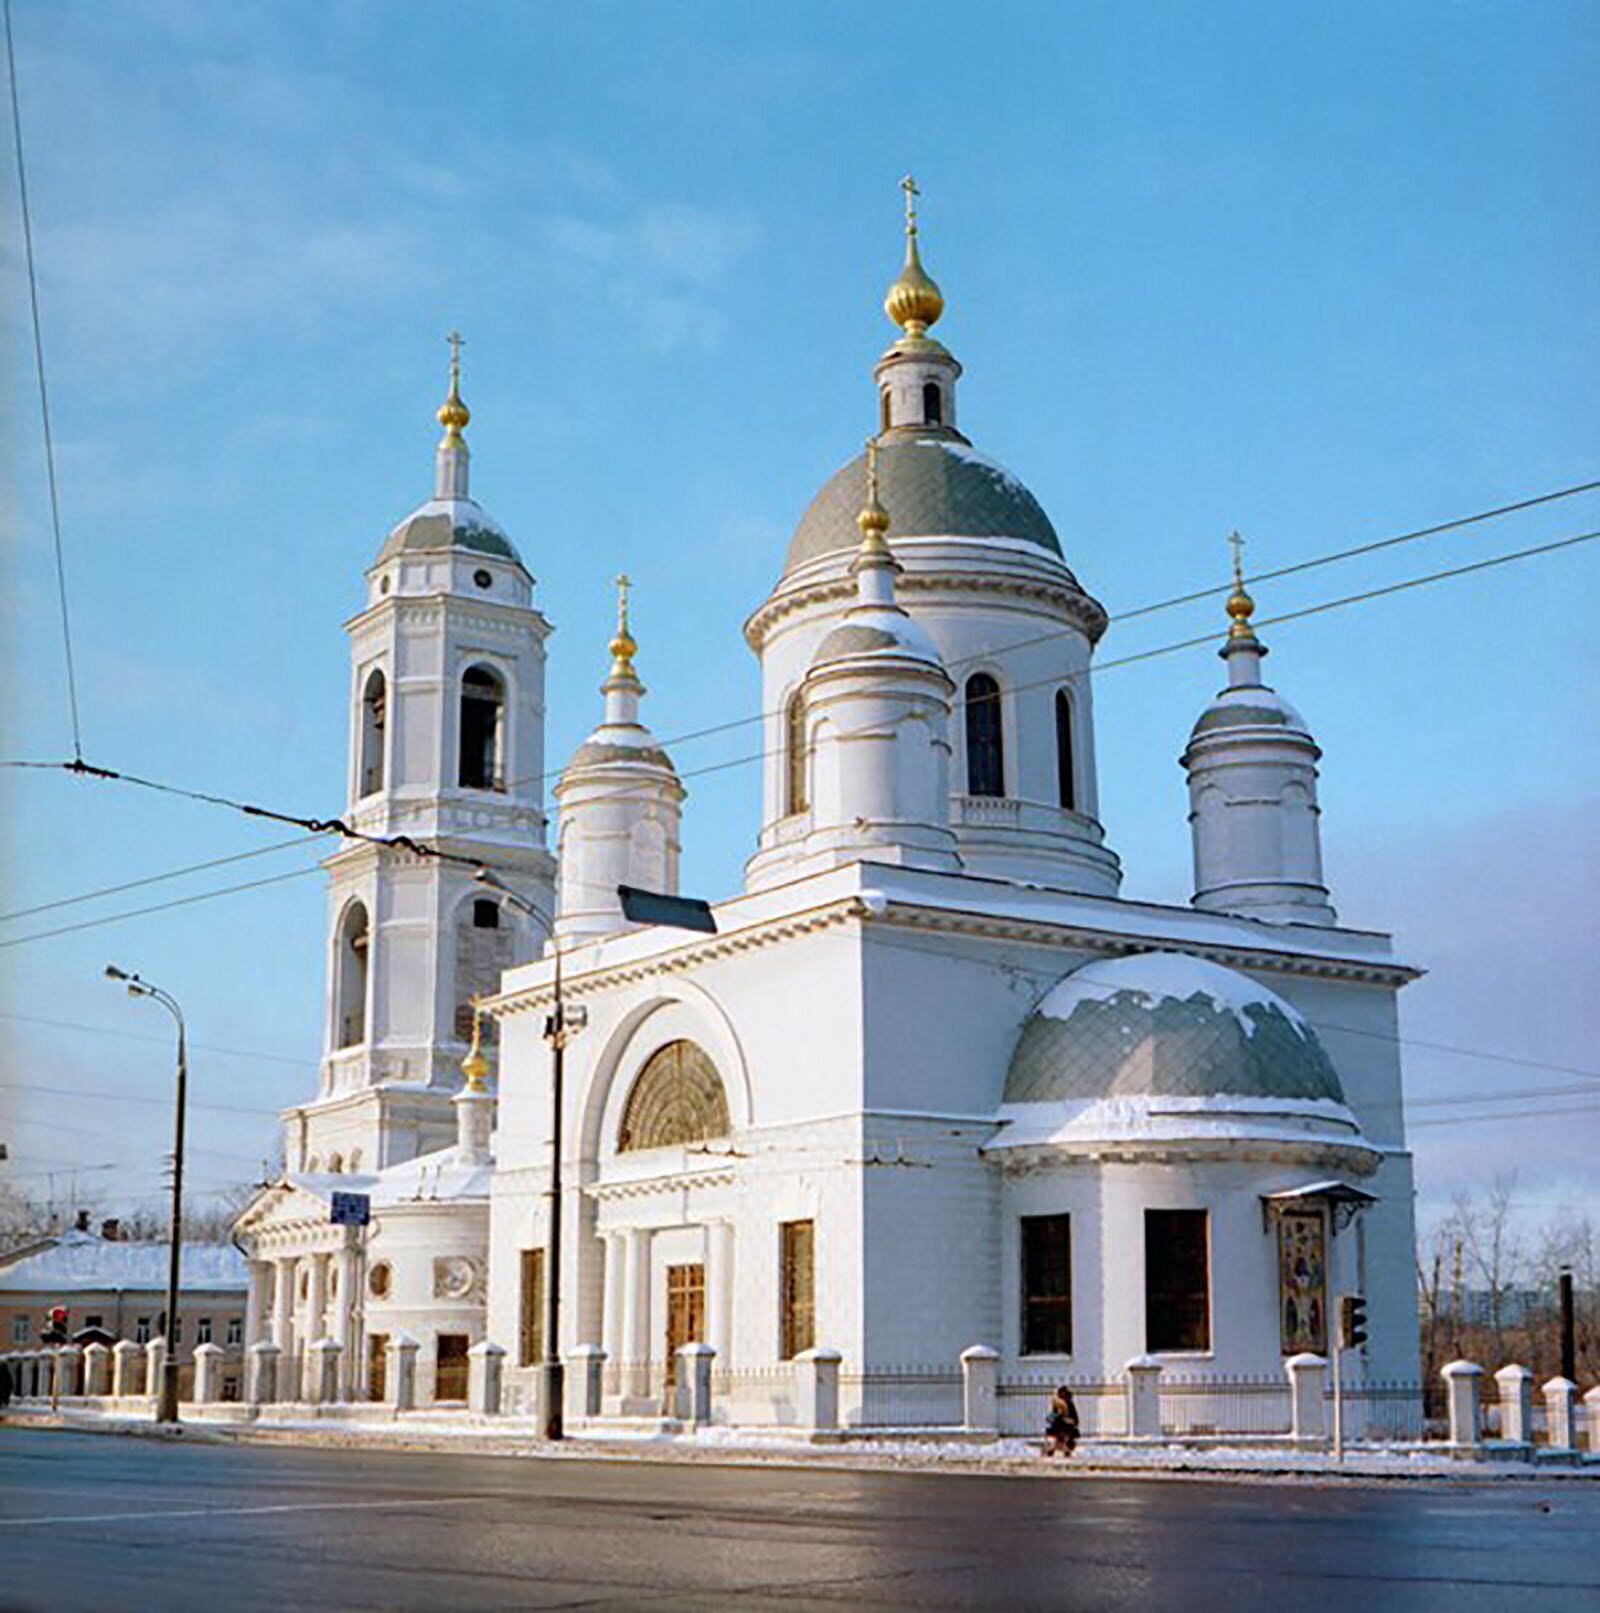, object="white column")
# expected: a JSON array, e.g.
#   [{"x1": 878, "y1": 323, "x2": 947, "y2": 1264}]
[
  {"x1": 271, "y1": 1257, "x2": 296, "y2": 1352},
  {"x1": 245, "y1": 1261, "x2": 270, "y2": 1349},
  {"x1": 706, "y1": 1222, "x2": 734, "y2": 1366},
  {"x1": 601, "y1": 1233, "x2": 626, "y2": 1372},
  {"x1": 623, "y1": 1227, "x2": 651, "y2": 1401},
  {"x1": 303, "y1": 1253, "x2": 330, "y2": 1399},
  {"x1": 334, "y1": 1244, "x2": 360, "y2": 1398}
]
